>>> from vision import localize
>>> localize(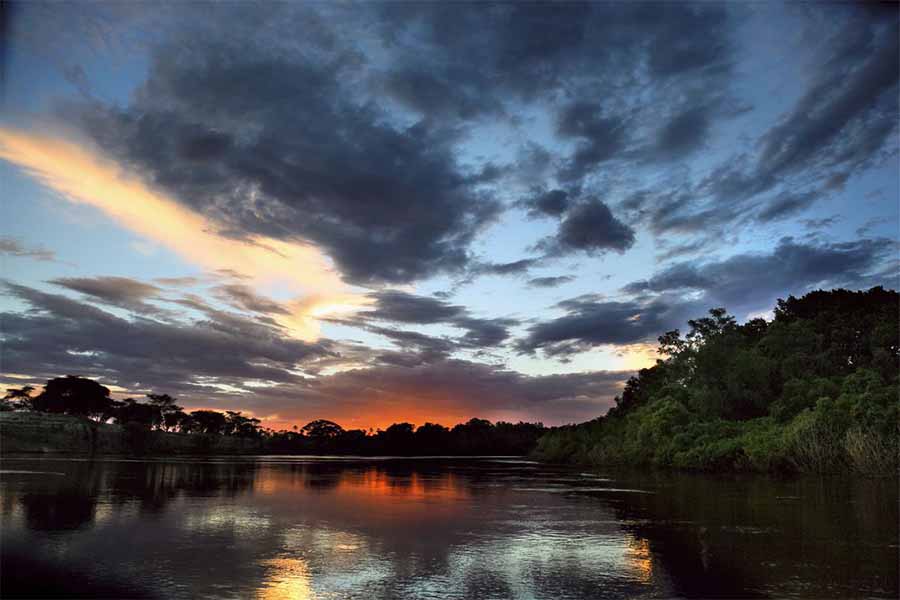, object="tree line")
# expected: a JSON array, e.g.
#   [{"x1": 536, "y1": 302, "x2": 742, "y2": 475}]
[
  {"x1": 2, "y1": 378, "x2": 545, "y2": 456},
  {"x1": 535, "y1": 287, "x2": 899, "y2": 475}
]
